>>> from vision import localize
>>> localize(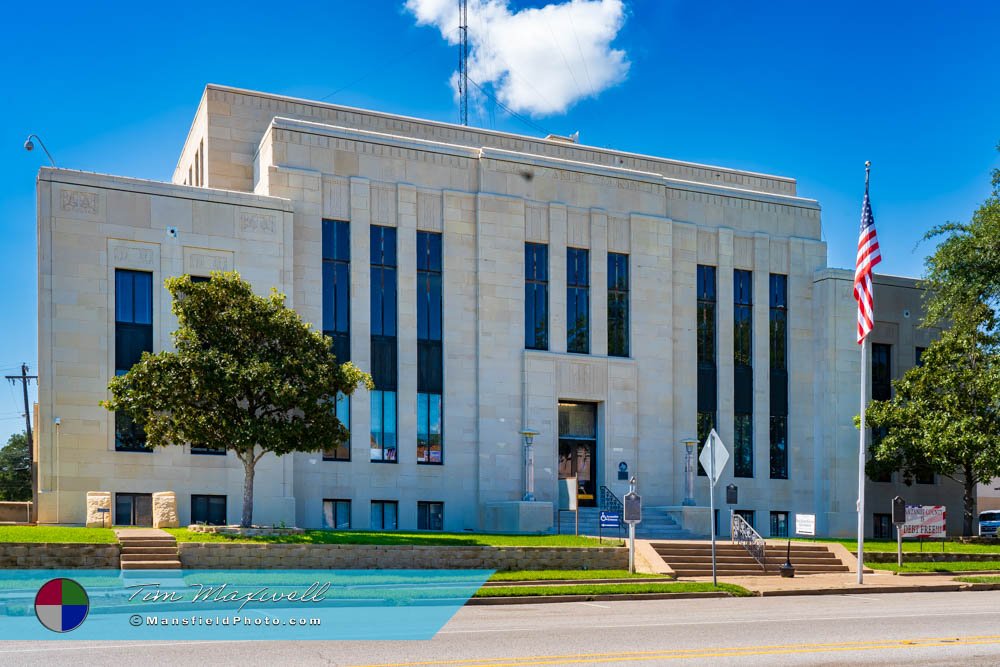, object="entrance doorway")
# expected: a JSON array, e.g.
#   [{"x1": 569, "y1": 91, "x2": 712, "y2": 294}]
[
  {"x1": 115, "y1": 493, "x2": 153, "y2": 526},
  {"x1": 558, "y1": 402, "x2": 598, "y2": 507}
]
